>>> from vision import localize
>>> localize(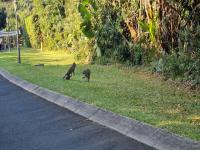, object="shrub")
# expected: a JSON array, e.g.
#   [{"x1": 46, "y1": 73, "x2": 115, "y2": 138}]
[{"x1": 153, "y1": 51, "x2": 200, "y2": 86}]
